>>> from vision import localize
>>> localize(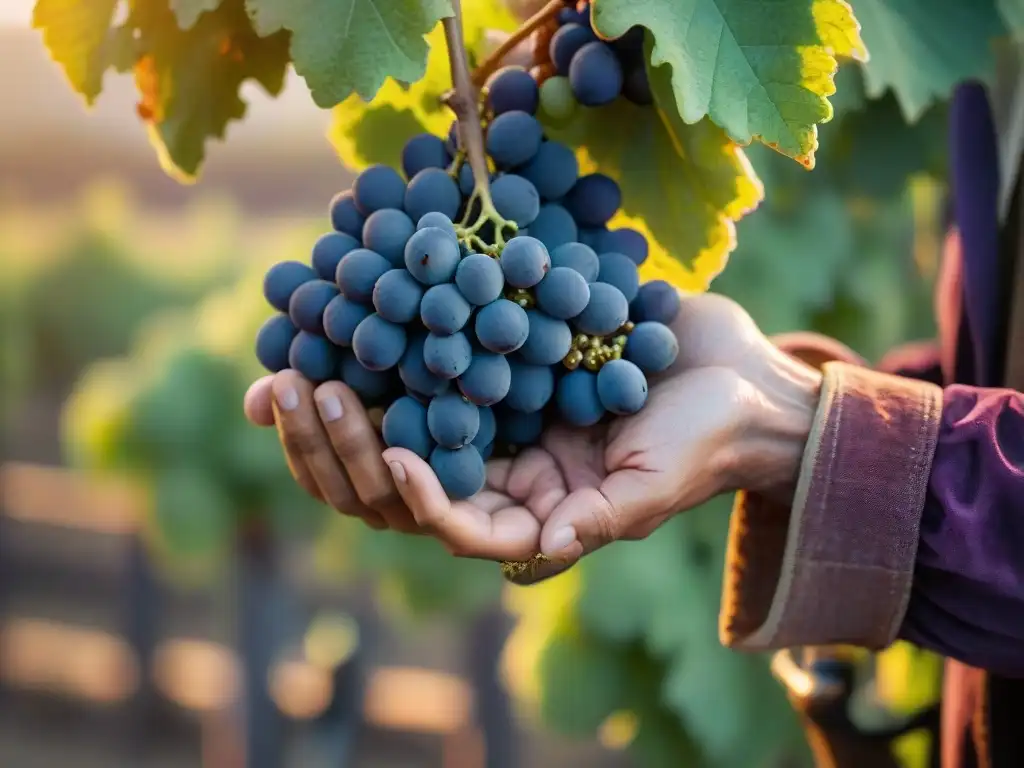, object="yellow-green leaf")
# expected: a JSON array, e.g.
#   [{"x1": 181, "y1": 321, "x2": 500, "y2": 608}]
[
  {"x1": 32, "y1": 0, "x2": 119, "y2": 105},
  {"x1": 328, "y1": 0, "x2": 517, "y2": 170},
  {"x1": 548, "y1": 52, "x2": 763, "y2": 291},
  {"x1": 132, "y1": 0, "x2": 290, "y2": 182},
  {"x1": 245, "y1": 0, "x2": 453, "y2": 108},
  {"x1": 171, "y1": 0, "x2": 225, "y2": 29},
  {"x1": 590, "y1": 0, "x2": 867, "y2": 167}
]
